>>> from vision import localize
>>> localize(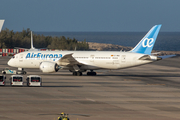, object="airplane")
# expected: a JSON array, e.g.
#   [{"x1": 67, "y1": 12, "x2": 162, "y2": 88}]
[
  {"x1": 7, "y1": 24, "x2": 173, "y2": 76},
  {"x1": 0, "y1": 20, "x2": 5, "y2": 32}
]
